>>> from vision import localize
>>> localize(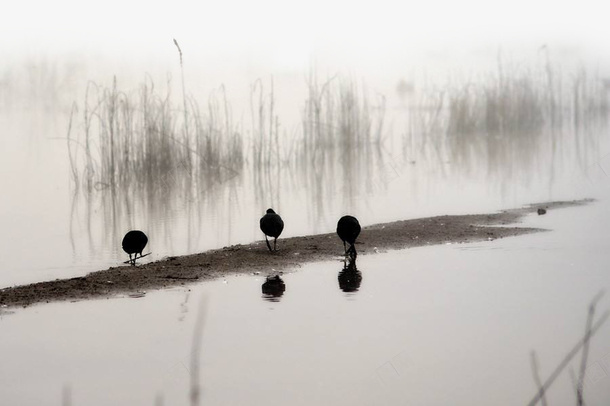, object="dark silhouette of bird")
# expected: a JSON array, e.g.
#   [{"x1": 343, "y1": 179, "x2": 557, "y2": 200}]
[
  {"x1": 260, "y1": 208, "x2": 284, "y2": 251},
  {"x1": 122, "y1": 230, "x2": 148, "y2": 265},
  {"x1": 337, "y1": 215, "x2": 361, "y2": 258}
]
